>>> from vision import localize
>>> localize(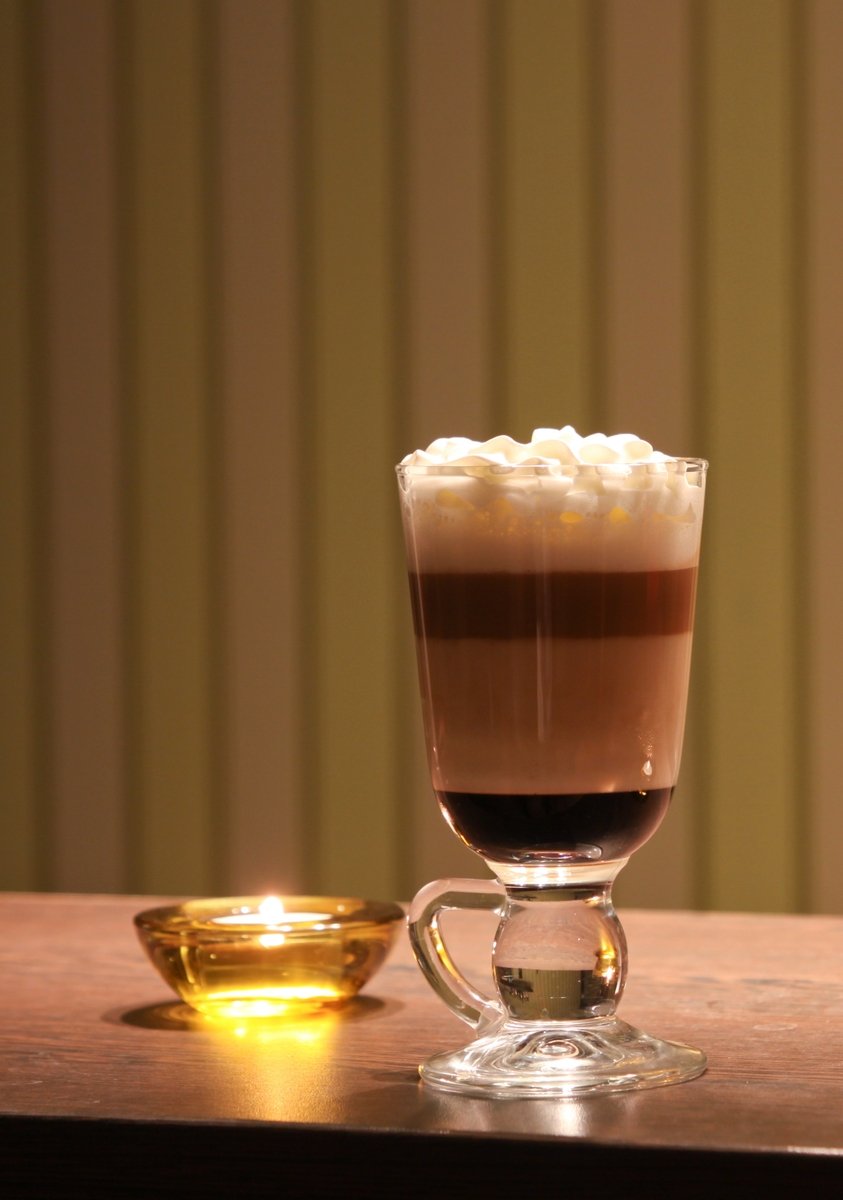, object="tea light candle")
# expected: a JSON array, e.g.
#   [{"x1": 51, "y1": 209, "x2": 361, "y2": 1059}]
[{"x1": 135, "y1": 893, "x2": 405, "y2": 1019}]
